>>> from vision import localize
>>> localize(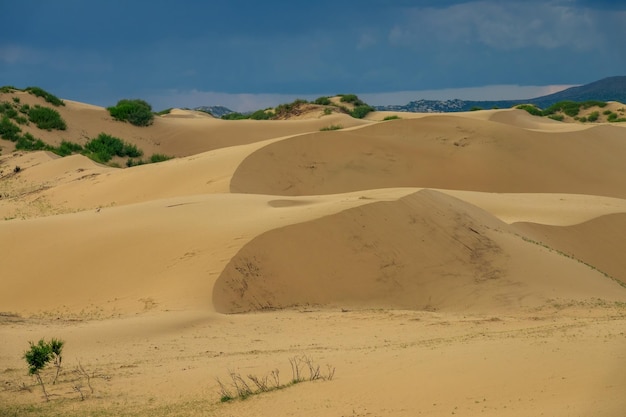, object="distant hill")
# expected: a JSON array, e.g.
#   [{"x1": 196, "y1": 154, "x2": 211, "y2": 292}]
[
  {"x1": 375, "y1": 76, "x2": 626, "y2": 113},
  {"x1": 193, "y1": 105, "x2": 235, "y2": 117}
]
